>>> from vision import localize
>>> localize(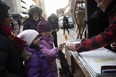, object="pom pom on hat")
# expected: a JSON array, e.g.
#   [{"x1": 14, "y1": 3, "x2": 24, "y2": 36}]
[
  {"x1": 17, "y1": 29, "x2": 39, "y2": 46},
  {"x1": 37, "y1": 20, "x2": 51, "y2": 33}
]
